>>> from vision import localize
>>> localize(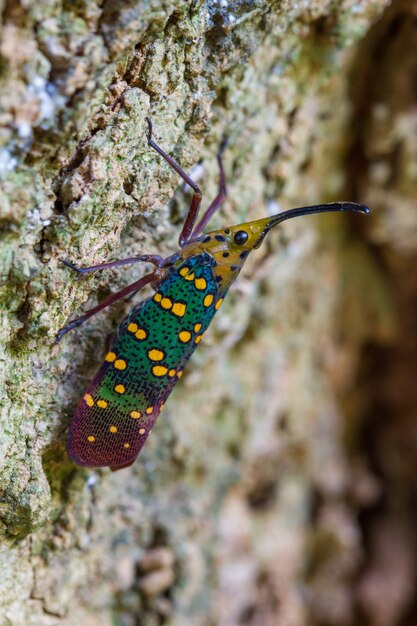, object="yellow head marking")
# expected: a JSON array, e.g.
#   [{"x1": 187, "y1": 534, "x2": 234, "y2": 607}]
[
  {"x1": 87, "y1": 435, "x2": 95, "y2": 443},
  {"x1": 115, "y1": 359, "x2": 127, "y2": 370},
  {"x1": 148, "y1": 349, "x2": 165, "y2": 361},
  {"x1": 139, "y1": 428, "x2": 146, "y2": 435},
  {"x1": 179, "y1": 330, "x2": 191, "y2": 343},
  {"x1": 195, "y1": 334, "x2": 204, "y2": 344},
  {"x1": 84, "y1": 394, "x2": 94, "y2": 407},
  {"x1": 124, "y1": 442, "x2": 130, "y2": 449},
  {"x1": 204, "y1": 294, "x2": 214, "y2": 307},
  {"x1": 161, "y1": 297, "x2": 173, "y2": 309},
  {"x1": 179, "y1": 267, "x2": 189, "y2": 277},
  {"x1": 127, "y1": 323, "x2": 138, "y2": 333},
  {"x1": 153, "y1": 365, "x2": 168, "y2": 377},
  {"x1": 97, "y1": 400, "x2": 108, "y2": 409},
  {"x1": 130, "y1": 410, "x2": 141, "y2": 419},
  {"x1": 109, "y1": 425, "x2": 117, "y2": 433},
  {"x1": 168, "y1": 369, "x2": 176, "y2": 377},
  {"x1": 194, "y1": 277, "x2": 207, "y2": 290},
  {"x1": 215, "y1": 298, "x2": 224, "y2": 310},
  {"x1": 135, "y1": 328, "x2": 147, "y2": 340},
  {"x1": 115, "y1": 384, "x2": 125, "y2": 394},
  {"x1": 146, "y1": 406, "x2": 154, "y2": 414},
  {"x1": 105, "y1": 352, "x2": 116, "y2": 362},
  {"x1": 172, "y1": 302, "x2": 186, "y2": 317},
  {"x1": 194, "y1": 323, "x2": 202, "y2": 333},
  {"x1": 154, "y1": 293, "x2": 162, "y2": 303}
]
